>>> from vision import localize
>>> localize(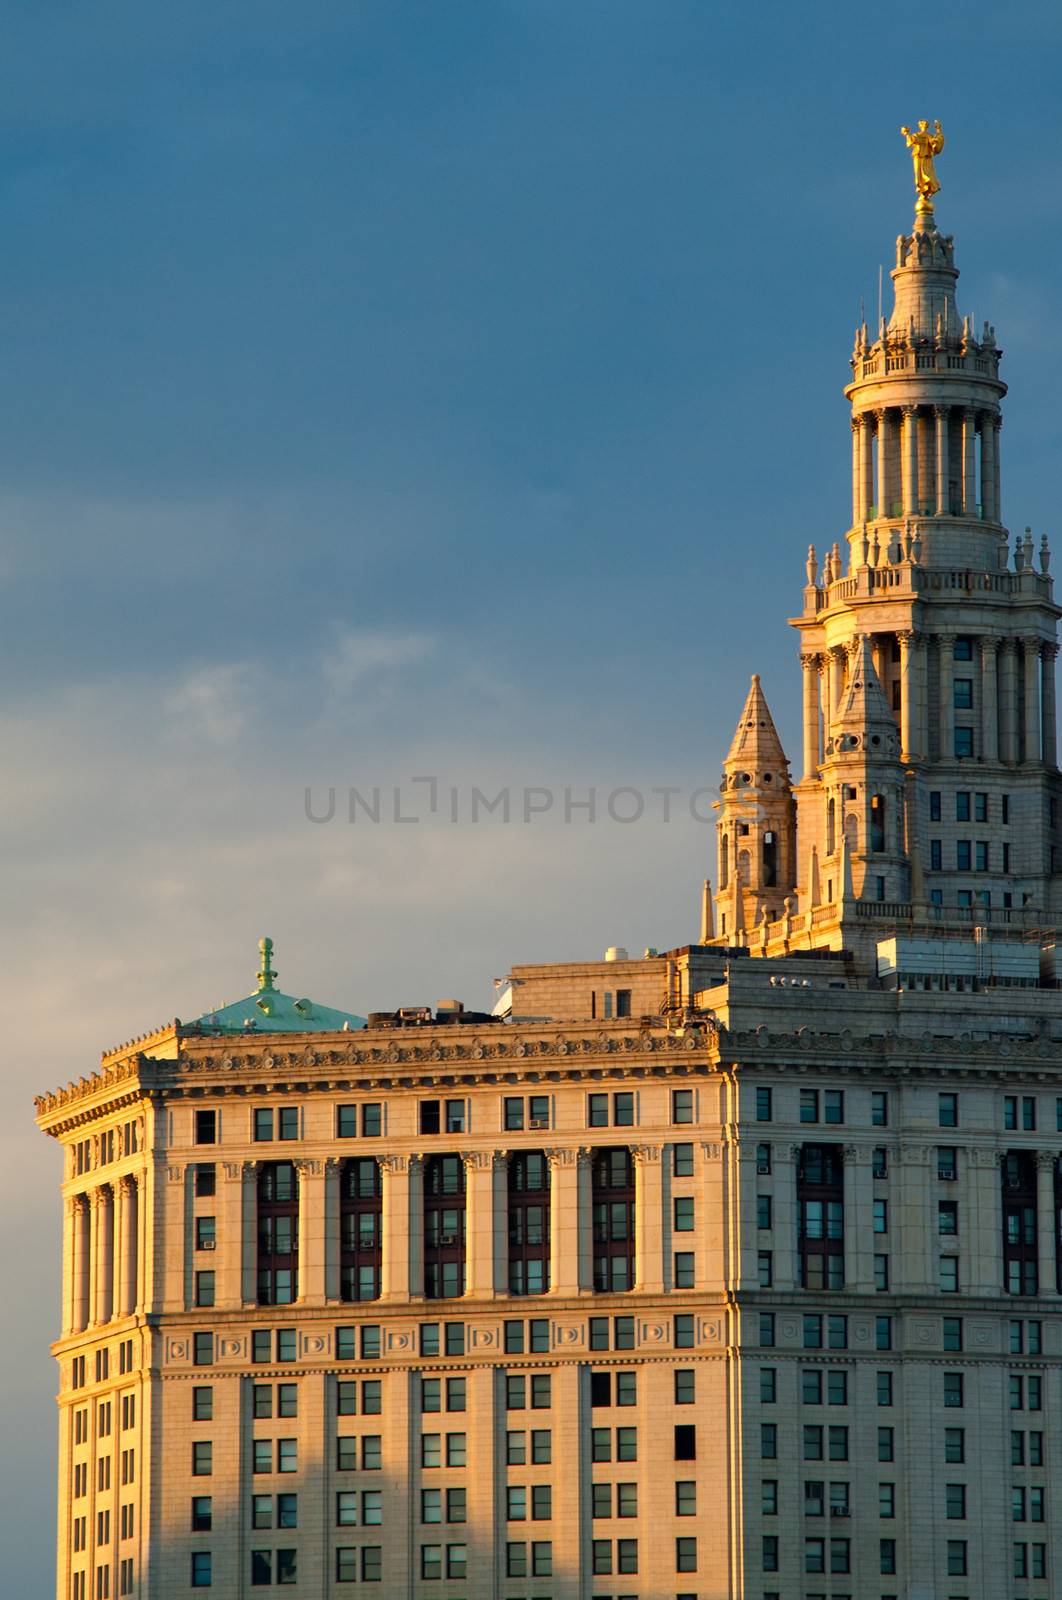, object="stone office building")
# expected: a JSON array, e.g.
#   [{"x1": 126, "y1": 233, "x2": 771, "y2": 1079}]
[{"x1": 36, "y1": 144, "x2": 1062, "y2": 1600}]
